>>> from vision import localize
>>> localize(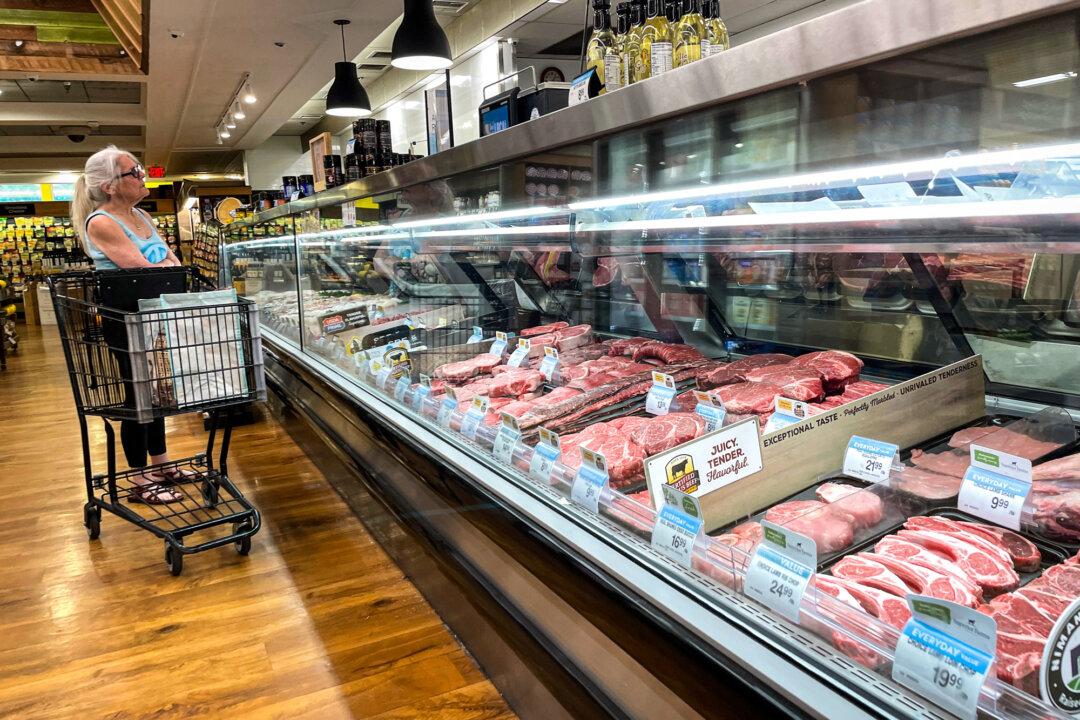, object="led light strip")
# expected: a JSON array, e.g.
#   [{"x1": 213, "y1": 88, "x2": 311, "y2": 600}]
[
  {"x1": 391, "y1": 205, "x2": 564, "y2": 229},
  {"x1": 568, "y1": 141, "x2": 1080, "y2": 211},
  {"x1": 410, "y1": 224, "x2": 573, "y2": 239}
]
